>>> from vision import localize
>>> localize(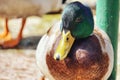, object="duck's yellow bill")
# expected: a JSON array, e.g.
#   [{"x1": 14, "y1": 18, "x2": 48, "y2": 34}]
[{"x1": 54, "y1": 30, "x2": 75, "y2": 60}]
